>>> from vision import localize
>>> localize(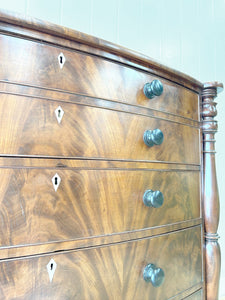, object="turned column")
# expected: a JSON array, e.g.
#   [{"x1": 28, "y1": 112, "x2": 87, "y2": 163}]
[{"x1": 202, "y1": 82, "x2": 223, "y2": 300}]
